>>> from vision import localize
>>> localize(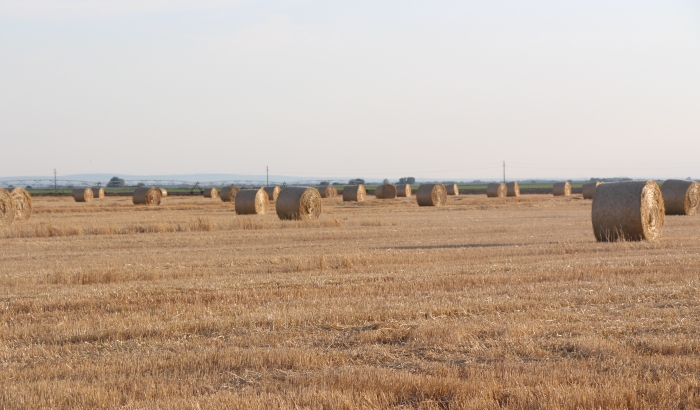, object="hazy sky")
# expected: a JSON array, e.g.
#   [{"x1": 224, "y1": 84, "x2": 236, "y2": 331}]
[{"x1": 1, "y1": 0, "x2": 699, "y2": 180}]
